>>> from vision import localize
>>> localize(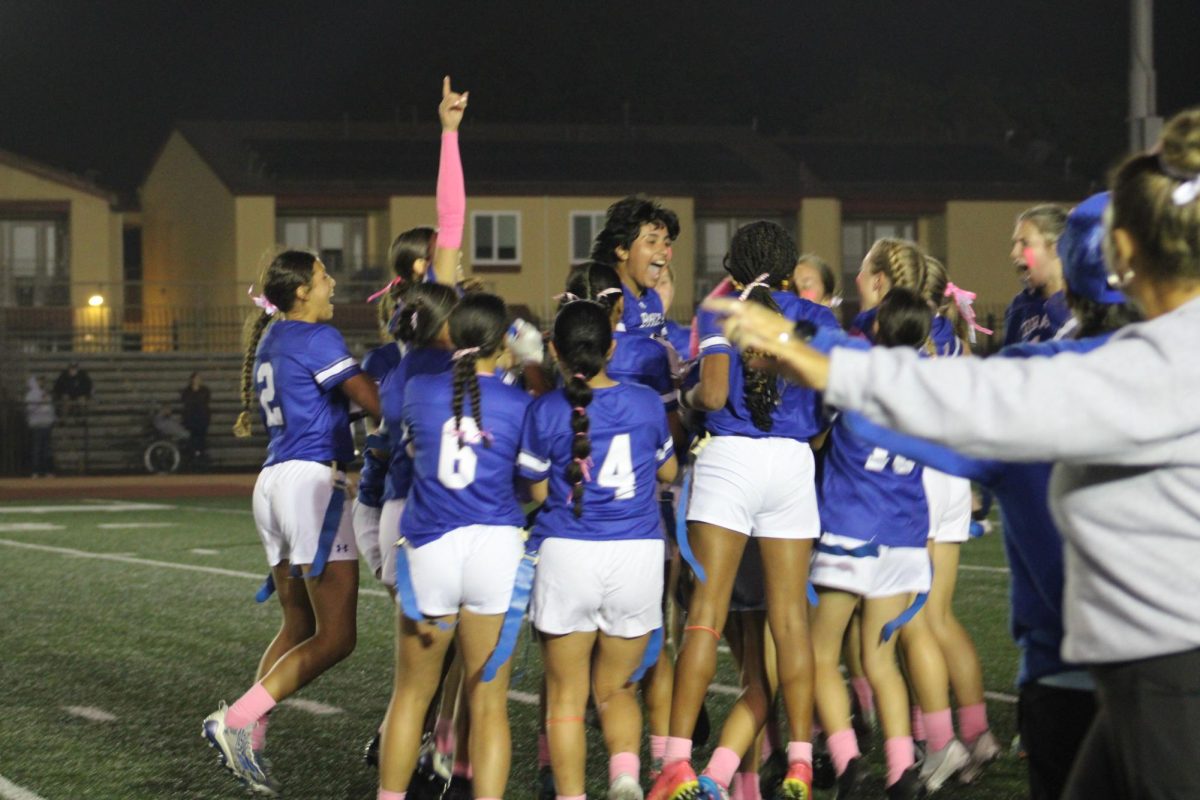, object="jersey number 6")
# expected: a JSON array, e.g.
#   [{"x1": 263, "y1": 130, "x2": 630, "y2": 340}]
[{"x1": 437, "y1": 417, "x2": 479, "y2": 489}]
